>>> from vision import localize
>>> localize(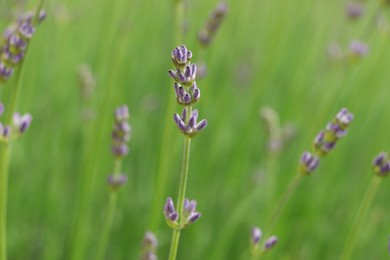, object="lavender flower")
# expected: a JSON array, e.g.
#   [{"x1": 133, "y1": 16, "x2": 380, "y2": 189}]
[
  {"x1": 107, "y1": 174, "x2": 128, "y2": 191},
  {"x1": 249, "y1": 226, "x2": 278, "y2": 255},
  {"x1": 182, "y1": 198, "x2": 201, "y2": 226},
  {"x1": 346, "y1": 3, "x2": 364, "y2": 20},
  {"x1": 349, "y1": 40, "x2": 368, "y2": 59},
  {"x1": 173, "y1": 82, "x2": 200, "y2": 105},
  {"x1": 164, "y1": 197, "x2": 179, "y2": 227},
  {"x1": 372, "y1": 152, "x2": 390, "y2": 177},
  {"x1": 198, "y1": 2, "x2": 228, "y2": 46},
  {"x1": 13, "y1": 112, "x2": 32, "y2": 134},
  {"x1": 251, "y1": 227, "x2": 262, "y2": 246},
  {"x1": 0, "y1": 9, "x2": 46, "y2": 83},
  {"x1": 111, "y1": 105, "x2": 131, "y2": 158},
  {"x1": 141, "y1": 231, "x2": 158, "y2": 260},
  {"x1": 173, "y1": 108, "x2": 207, "y2": 138},
  {"x1": 299, "y1": 151, "x2": 320, "y2": 175},
  {"x1": 313, "y1": 108, "x2": 354, "y2": 157},
  {"x1": 171, "y1": 45, "x2": 192, "y2": 69}
]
